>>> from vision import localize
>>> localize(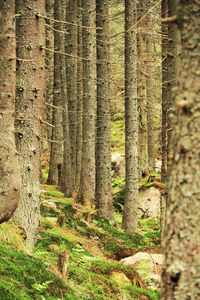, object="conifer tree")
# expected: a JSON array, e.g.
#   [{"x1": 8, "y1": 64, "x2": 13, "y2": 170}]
[
  {"x1": 122, "y1": 0, "x2": 138, "y2": 233},
  {"x1": 15, "y1": 0, "x2": 45, "y2": 250},
  {"x1": 0, "y1": 0, "x2": 21, "y2": 223}
]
